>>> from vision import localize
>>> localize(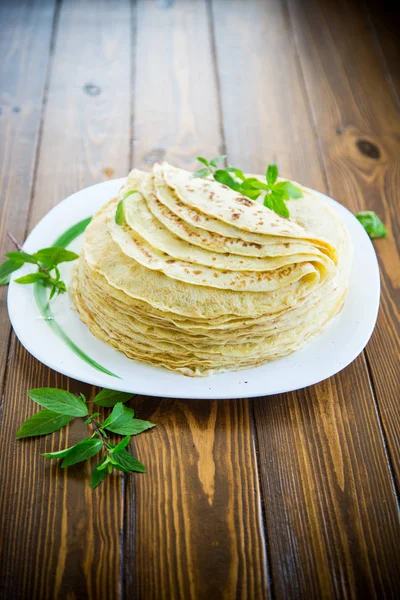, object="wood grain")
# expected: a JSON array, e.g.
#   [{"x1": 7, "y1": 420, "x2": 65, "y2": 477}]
[
  {"x1": 287, "y1": 0, "x2": 400, "y2": 488},
  {"x1": 212, "y1": 0, "x2": 400, "y2": 596},
  {"x1": 0, "y1": 0, "x2": 56, "y2": 393},
  {"x1": 126, "y1": 1, "x2": 268, "y2": 598},
  {"x1": 0, "y1": 0, "x2": 131, "y2": 597}
]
